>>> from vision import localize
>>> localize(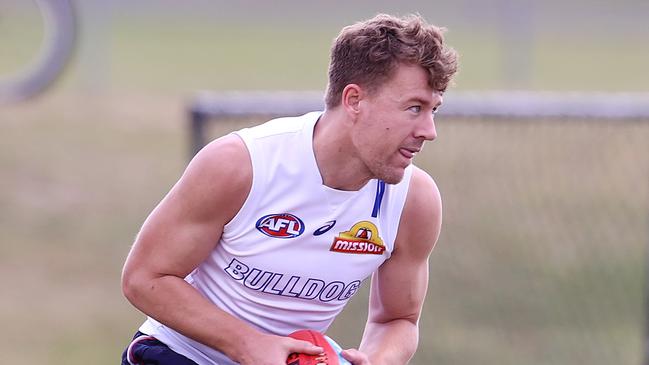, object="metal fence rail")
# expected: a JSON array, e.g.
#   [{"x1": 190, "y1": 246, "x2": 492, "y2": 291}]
[{"x1": 188, "y1": 90, "x2": 649, "y2": 157}]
